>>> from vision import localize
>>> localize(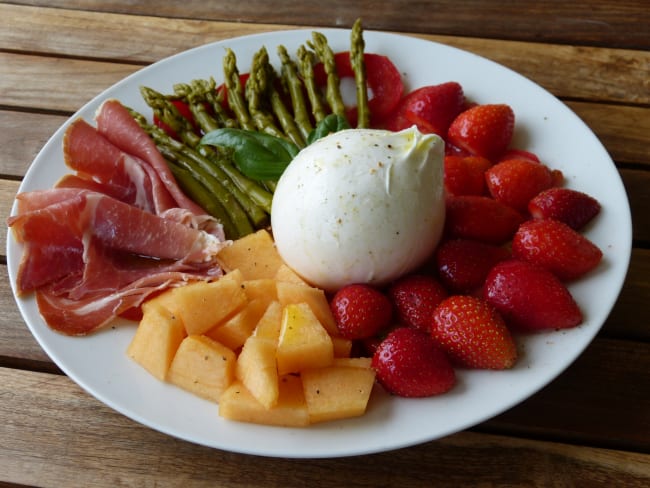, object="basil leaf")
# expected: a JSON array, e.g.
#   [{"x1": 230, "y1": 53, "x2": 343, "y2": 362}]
[
  {"x1": 200, "y1": 128, "x2": 300, "y2": 180},
  {"x1": 307, "y1": 114, "x2": 351, "y2": 145}
]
